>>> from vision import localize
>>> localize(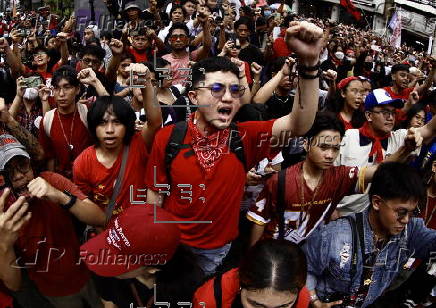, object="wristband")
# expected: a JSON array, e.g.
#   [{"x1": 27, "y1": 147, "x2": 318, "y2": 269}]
[
  {"x1": 298, "y1": 68, "x2": 321, "y2": 79},
  {"x1": 296, "y1": 62, "x2": 320, "y2": 72},
  {"x1": 60, "y1": 190, "x2": 77, "y2": 210}
]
